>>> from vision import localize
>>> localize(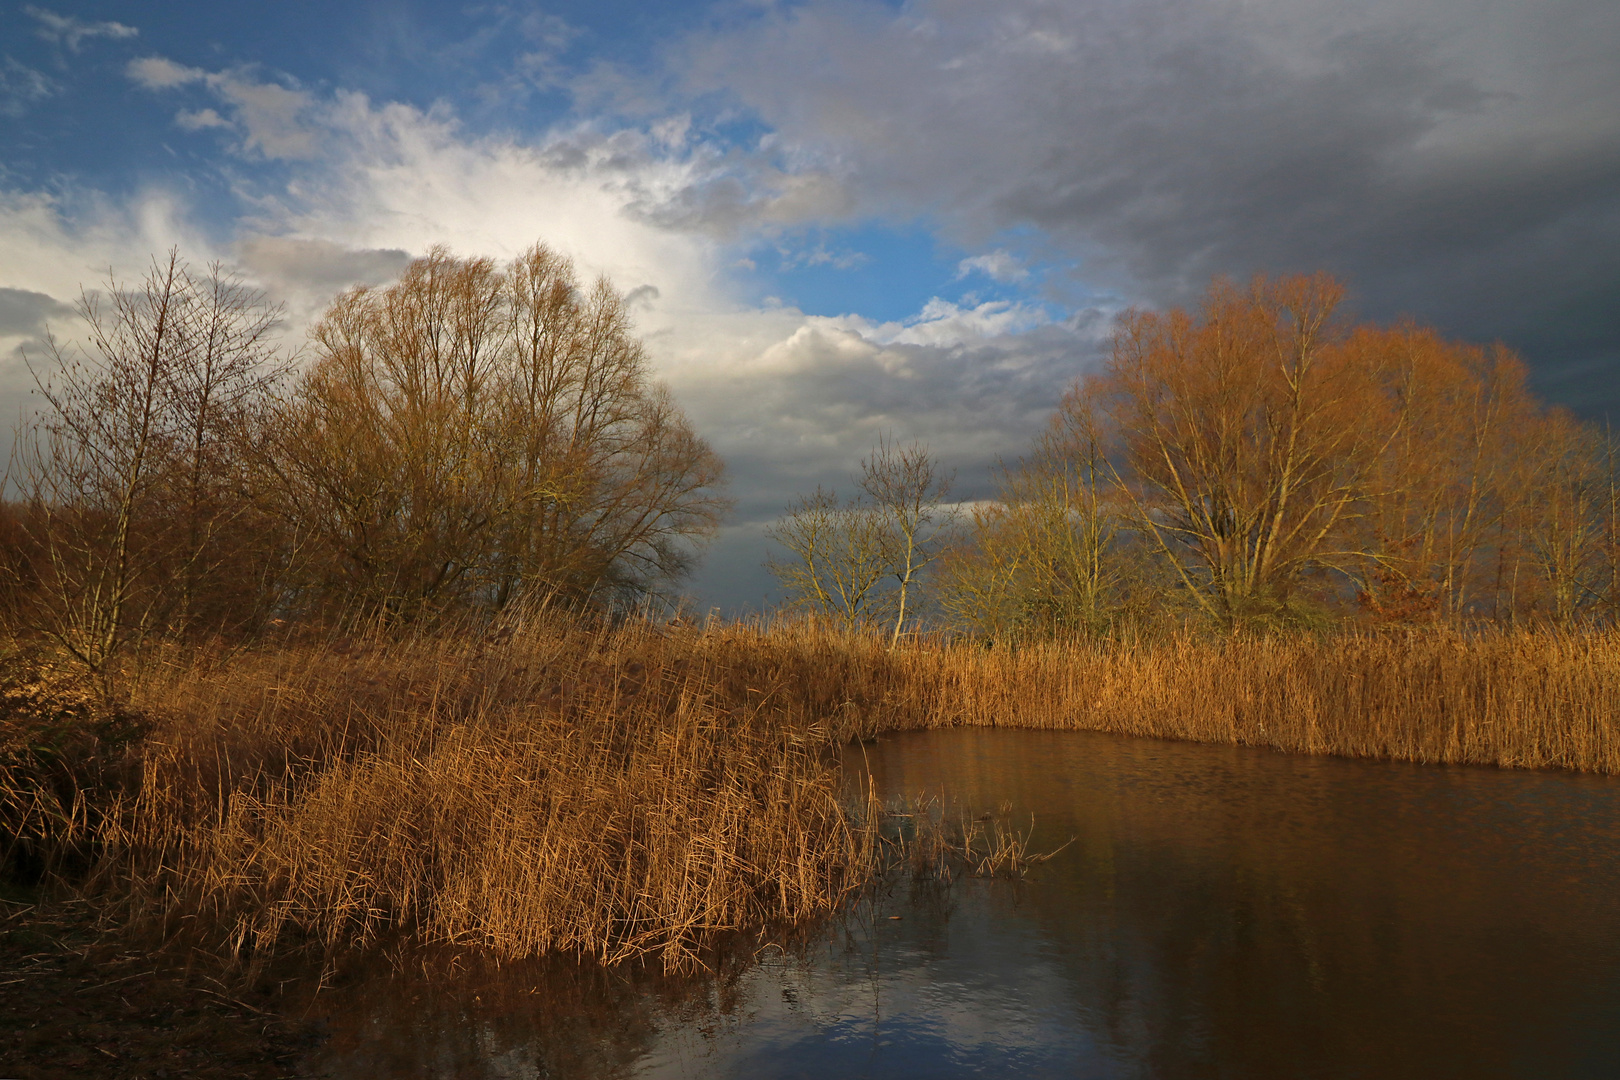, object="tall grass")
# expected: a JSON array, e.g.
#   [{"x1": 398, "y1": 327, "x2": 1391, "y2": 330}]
[
  {"x1": 864, "y1": 627, "x2": 1620, "y2": 772},
  {"x1": 5, "y1": 618, "x2": 1618, "y2": 973},
  {"x1": 82, "y1": 618, "x2": 885, "y2": 972},
  {"x1": 671, "y1": 620, "x2": 1620, "y2": 771}
]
